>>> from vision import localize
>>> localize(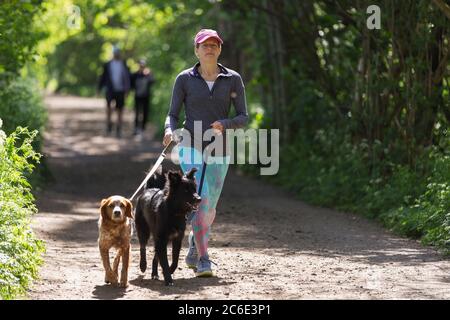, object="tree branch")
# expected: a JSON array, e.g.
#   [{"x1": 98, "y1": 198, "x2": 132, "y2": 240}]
[{"x1": 432, "y1": 0, "x2": 450, "y2": 20}]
